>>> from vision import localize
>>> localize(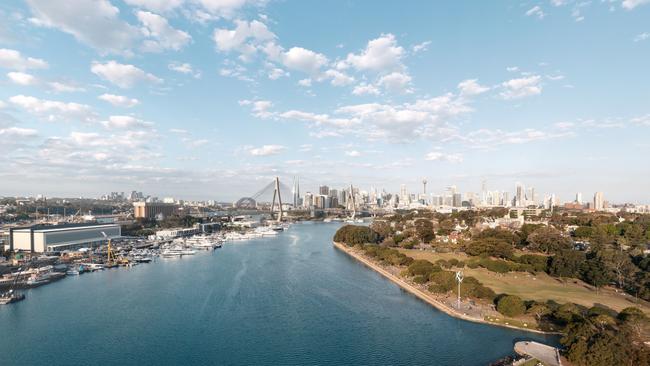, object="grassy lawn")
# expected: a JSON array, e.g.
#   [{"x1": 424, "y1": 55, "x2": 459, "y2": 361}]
[{"x1": 400, "y1": 249, "x2": 650, "y2": 314}]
